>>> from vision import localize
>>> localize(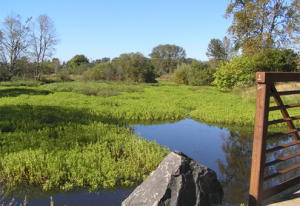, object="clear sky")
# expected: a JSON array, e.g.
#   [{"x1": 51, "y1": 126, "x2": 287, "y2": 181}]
[{"x1": 0, "y1": 0, "x2": 233, "y2": 63}]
